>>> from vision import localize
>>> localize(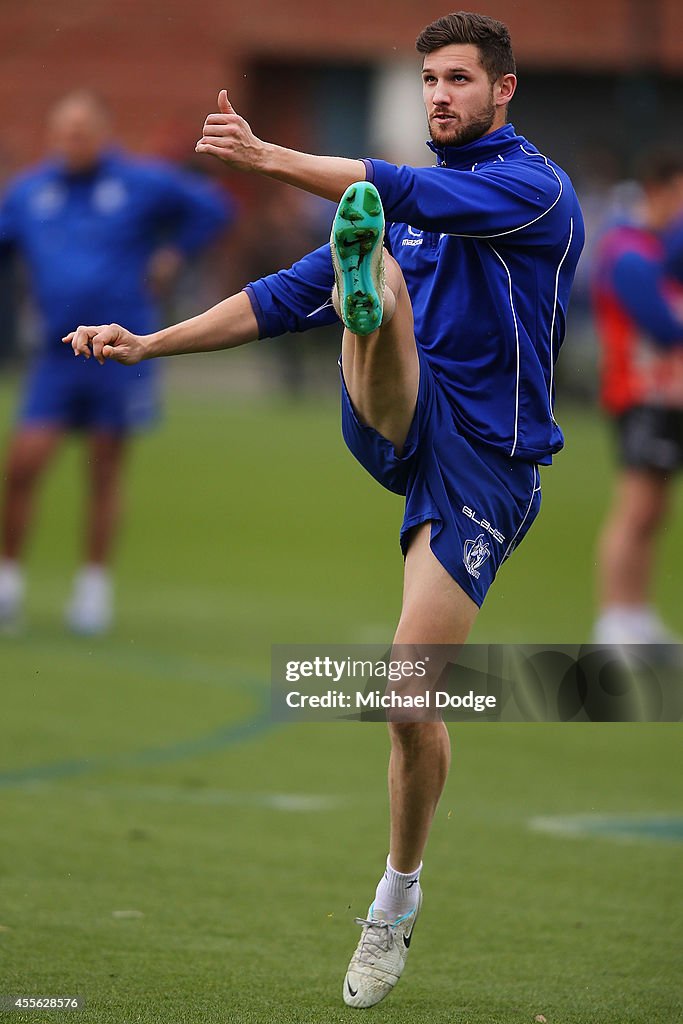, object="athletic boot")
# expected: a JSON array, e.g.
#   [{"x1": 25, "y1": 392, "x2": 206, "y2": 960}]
[
  {"x1": 330, "y1": 181, "x2": 385, "y2": 336},
  {"x1": 343, "y1": 888, "x2": 422, "y2": 1008}
]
